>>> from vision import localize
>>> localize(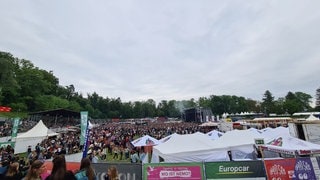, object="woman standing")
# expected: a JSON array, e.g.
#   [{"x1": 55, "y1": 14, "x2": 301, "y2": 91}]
[
  {"x1": 23, "y1": 160, "x2": 45, "y2": 180},
  {"x1": 45, "y1": 155, "x2": 76, "y2": 180},
  {"x1": 75, "y1": 157, "x2": 97, "y2": 180}
]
